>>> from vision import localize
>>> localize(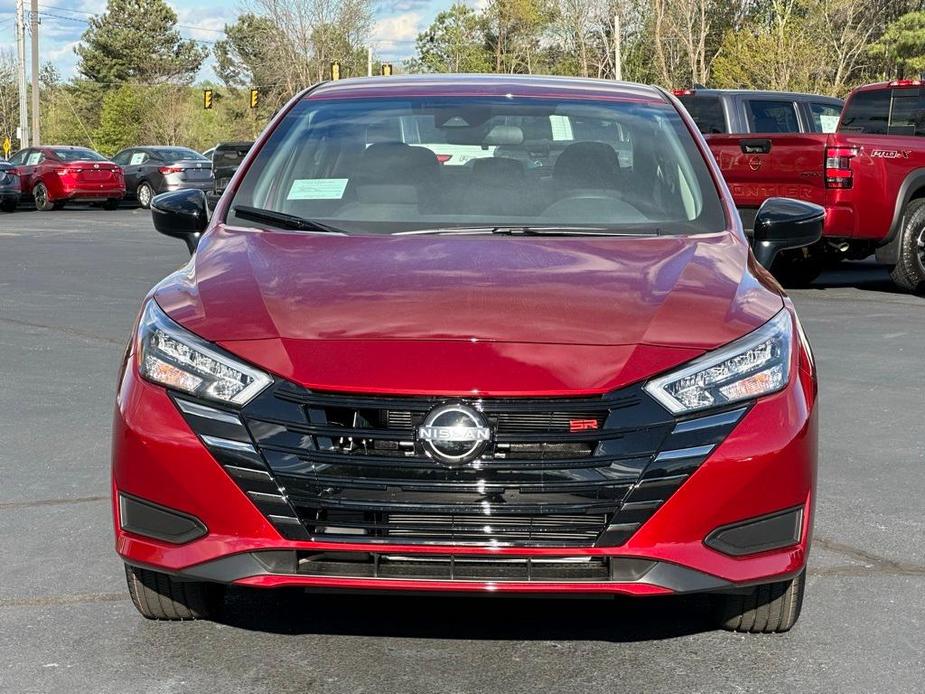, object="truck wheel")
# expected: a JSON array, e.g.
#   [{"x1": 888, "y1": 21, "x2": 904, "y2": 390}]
[
  {"x1": 714, "y1": 569, "x2": 805, "y2": 633},
  {"x1": 33, "y1": 183, "x2": 55, "y2": 211},
  {"x1": 890, "y1": 198, "x2": 925, "y2": 294},
  {"x1": 771, "y1": 247, "x2": 824, "y2": 288},
  {"x1": 124, "y1": 563, "x2": 224, "y2": 620}
]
